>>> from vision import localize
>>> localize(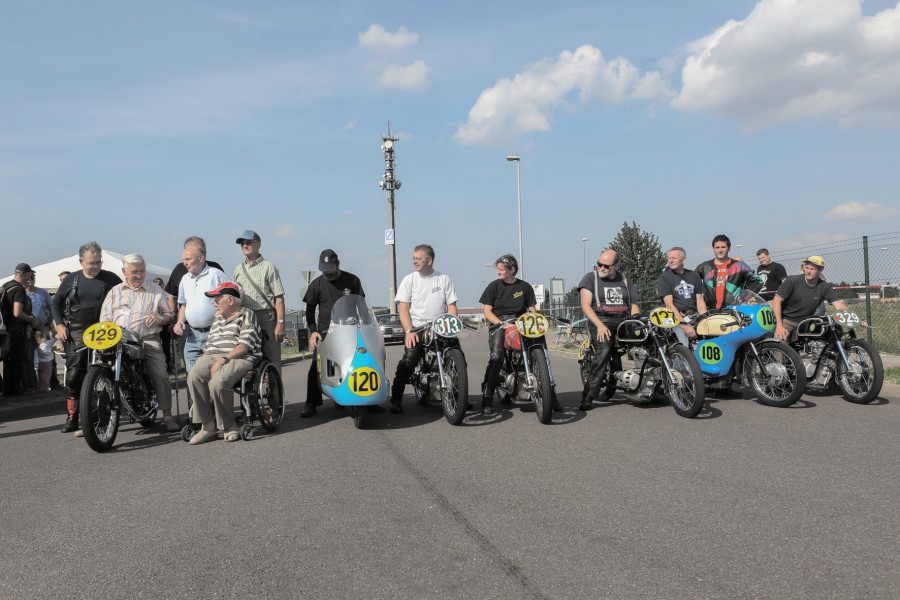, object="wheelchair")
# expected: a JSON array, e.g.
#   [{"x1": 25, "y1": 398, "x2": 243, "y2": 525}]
[{"x1": 180, "y1": 357, "x2": 285, "y2": 442}]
